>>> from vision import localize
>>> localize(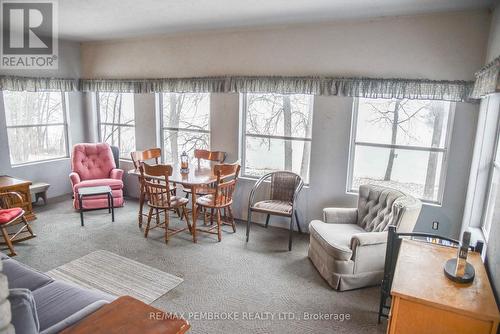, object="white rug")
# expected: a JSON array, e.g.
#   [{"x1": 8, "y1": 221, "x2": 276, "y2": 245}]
[{"x1": 46, "y1": 250, "x2": 183, "y2": 304}]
